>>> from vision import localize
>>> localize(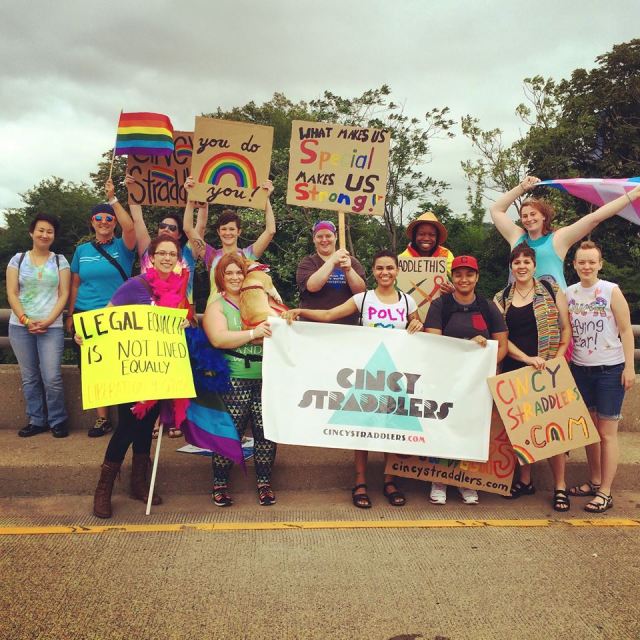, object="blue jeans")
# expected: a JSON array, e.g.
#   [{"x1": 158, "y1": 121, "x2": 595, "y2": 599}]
[
  {"x1": 9, "y1": 324, "x2": 68, "y2": 428},
  {"x1": 570, "y1": 362, "x2": 626, "y2": 420}
]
